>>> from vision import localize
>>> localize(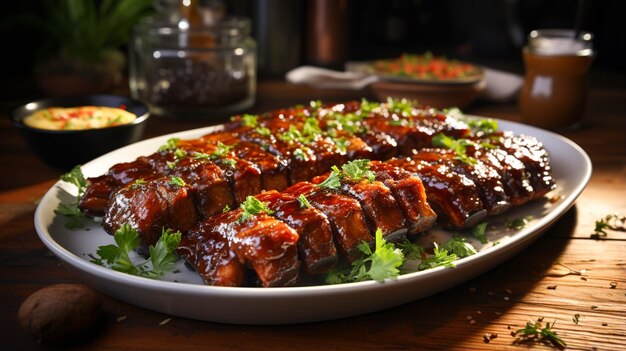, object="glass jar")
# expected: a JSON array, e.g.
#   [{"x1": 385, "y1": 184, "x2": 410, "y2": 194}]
[
  {"x1": 129, "y1": 17, "x2": 256, "y2": 119},
  {"x1": 519, "y1": 29, "x2": 594, "y2": 131}
]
